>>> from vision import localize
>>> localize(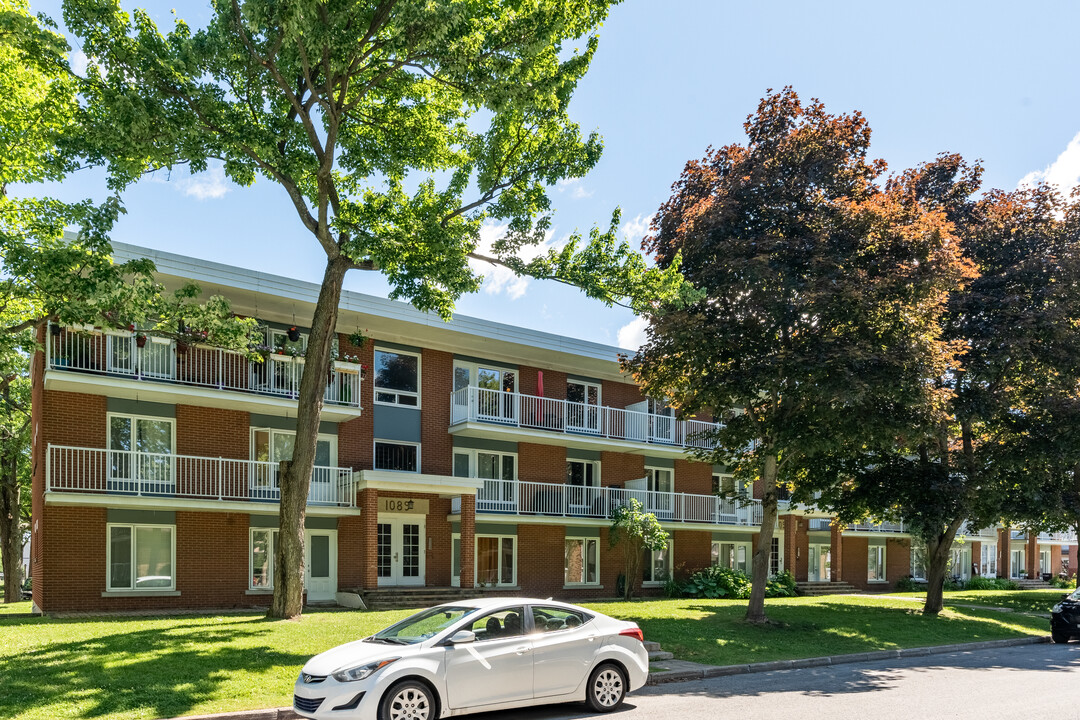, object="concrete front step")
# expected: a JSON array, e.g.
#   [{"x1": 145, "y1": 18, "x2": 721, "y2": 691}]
[
  {"x1": 649, "y1": 650, "x2": 675, "y2": 661},
  {"x1": 796, "y1": 581, "x2": 861, "y2": 596},
  {"x1": 644, "y1": 641, "x2": 662, "y2": 652}
]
